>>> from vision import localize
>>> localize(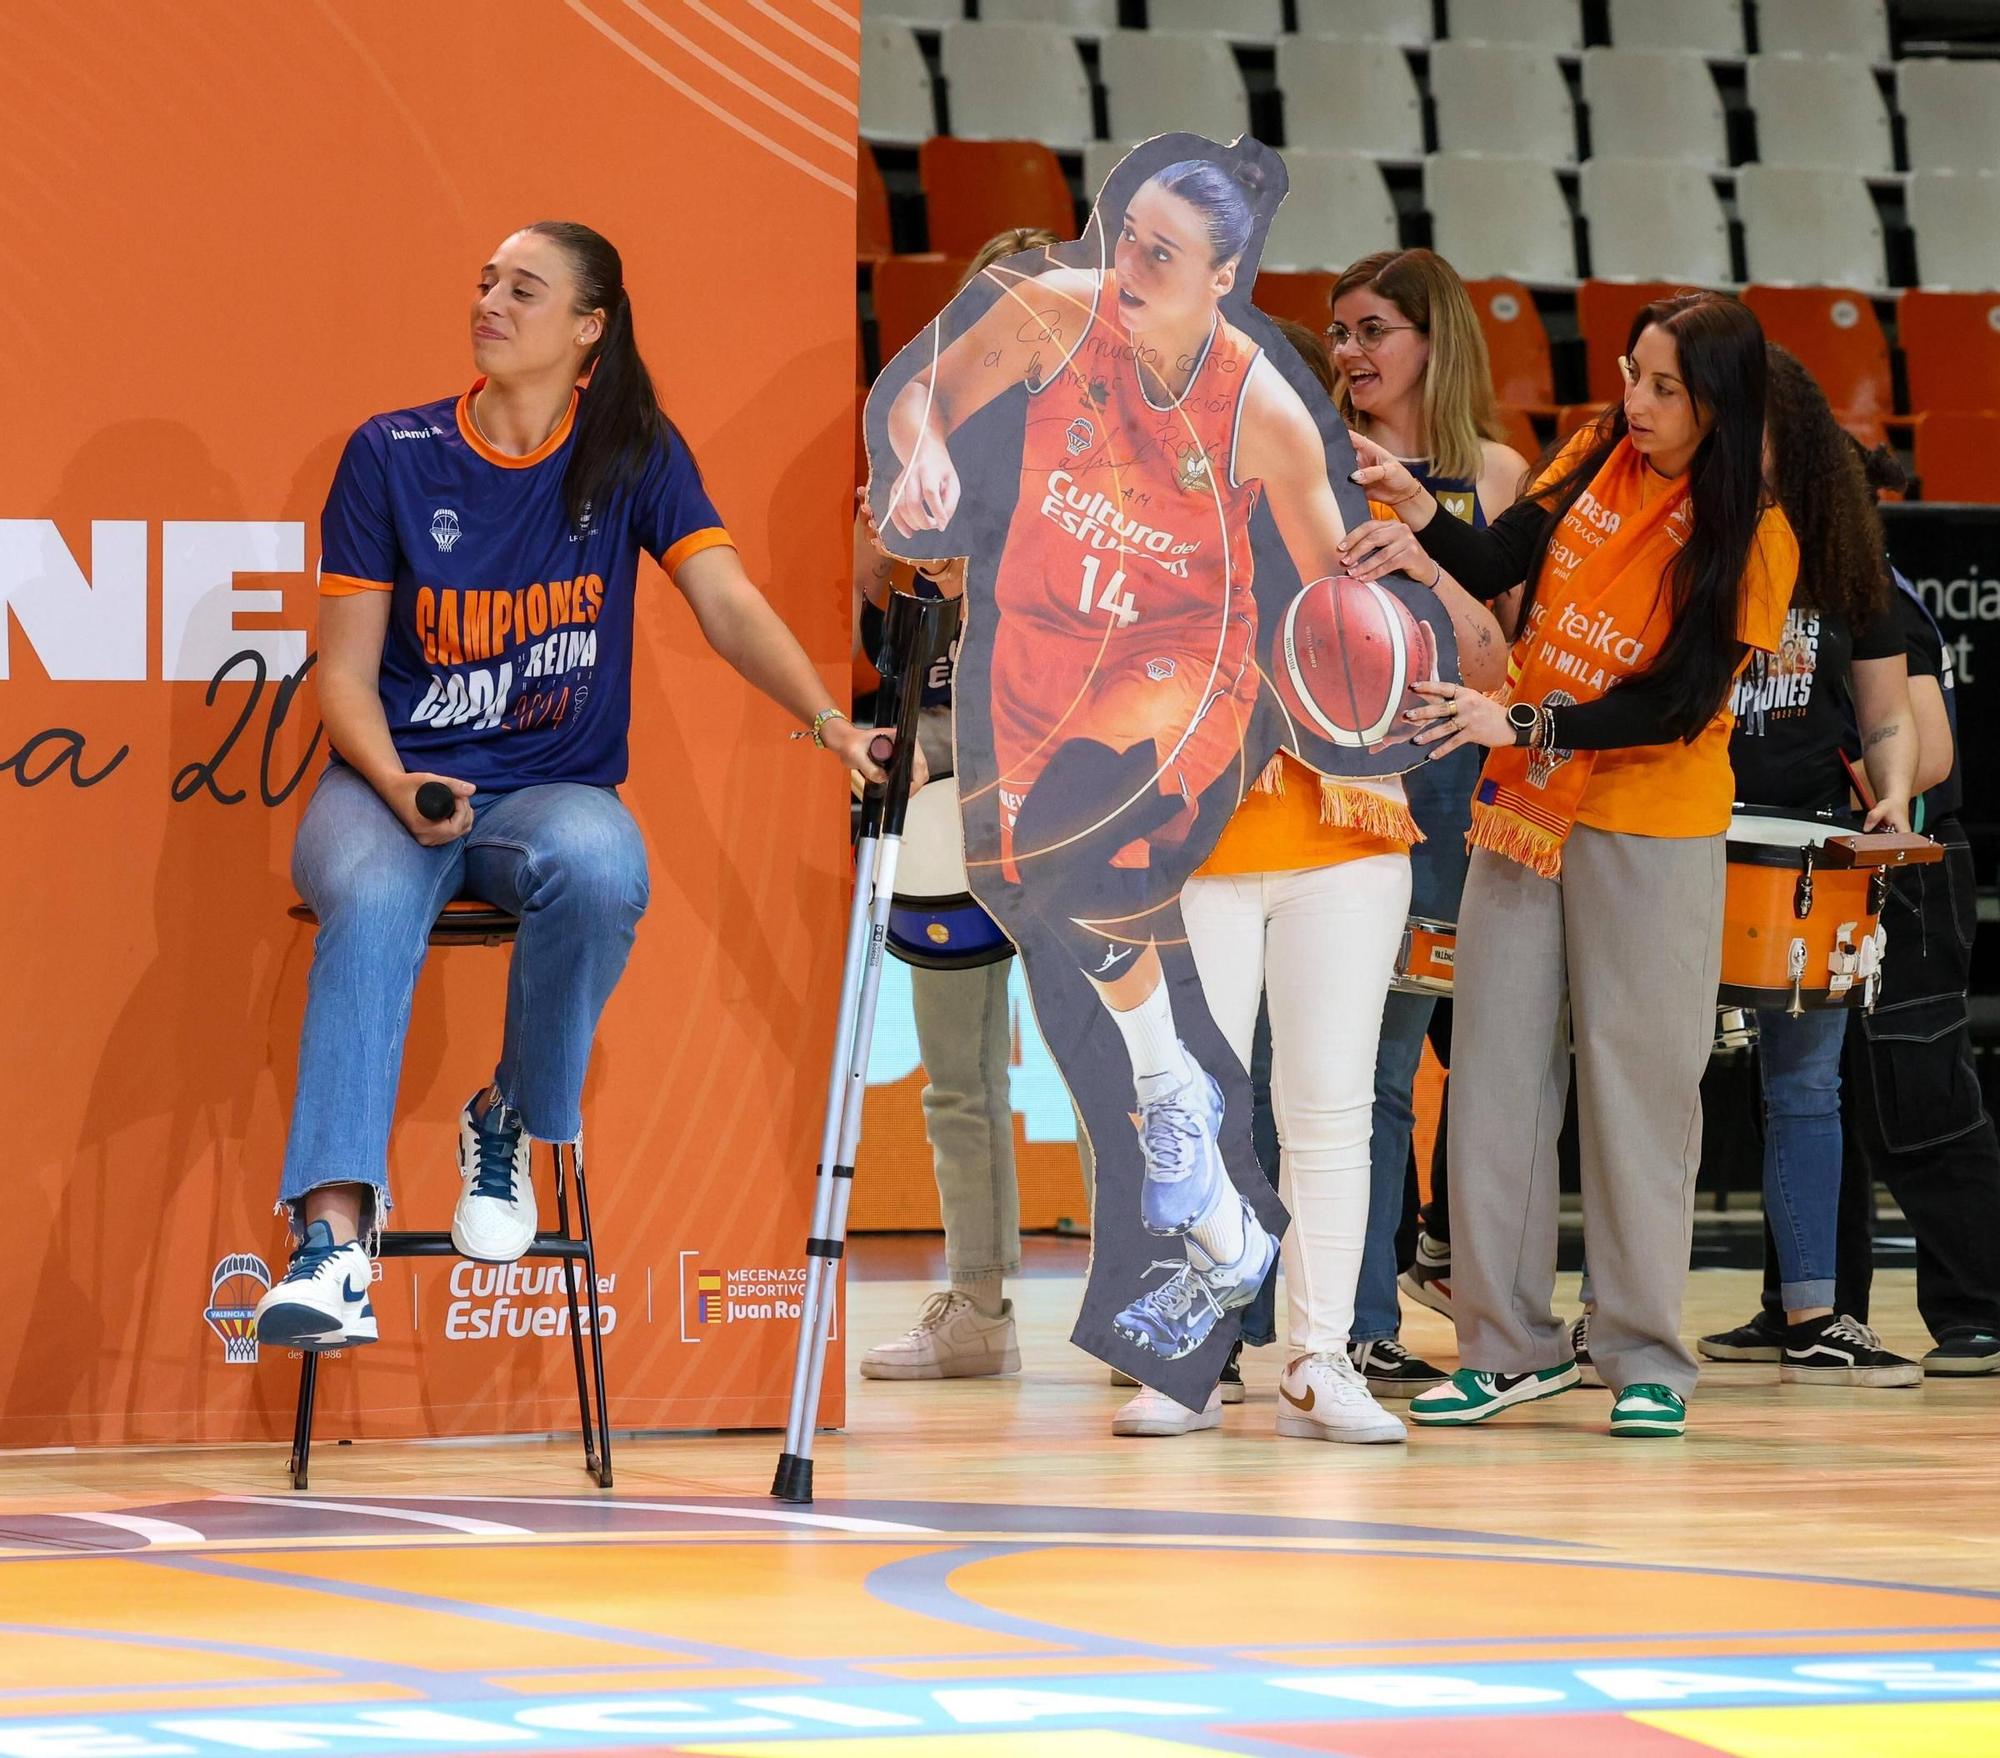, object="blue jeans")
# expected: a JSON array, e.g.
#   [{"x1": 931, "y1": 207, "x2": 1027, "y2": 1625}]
[
  {"x1": 279, "y1": 764, "x2": 649, "y2": 1236},
  {"x1": 1353, "y1": 743, "x2": 1476, "y2": 1343},
  {"x1": 1757, "y1": 1005, "x2": 1848, "y2": 1311}
]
